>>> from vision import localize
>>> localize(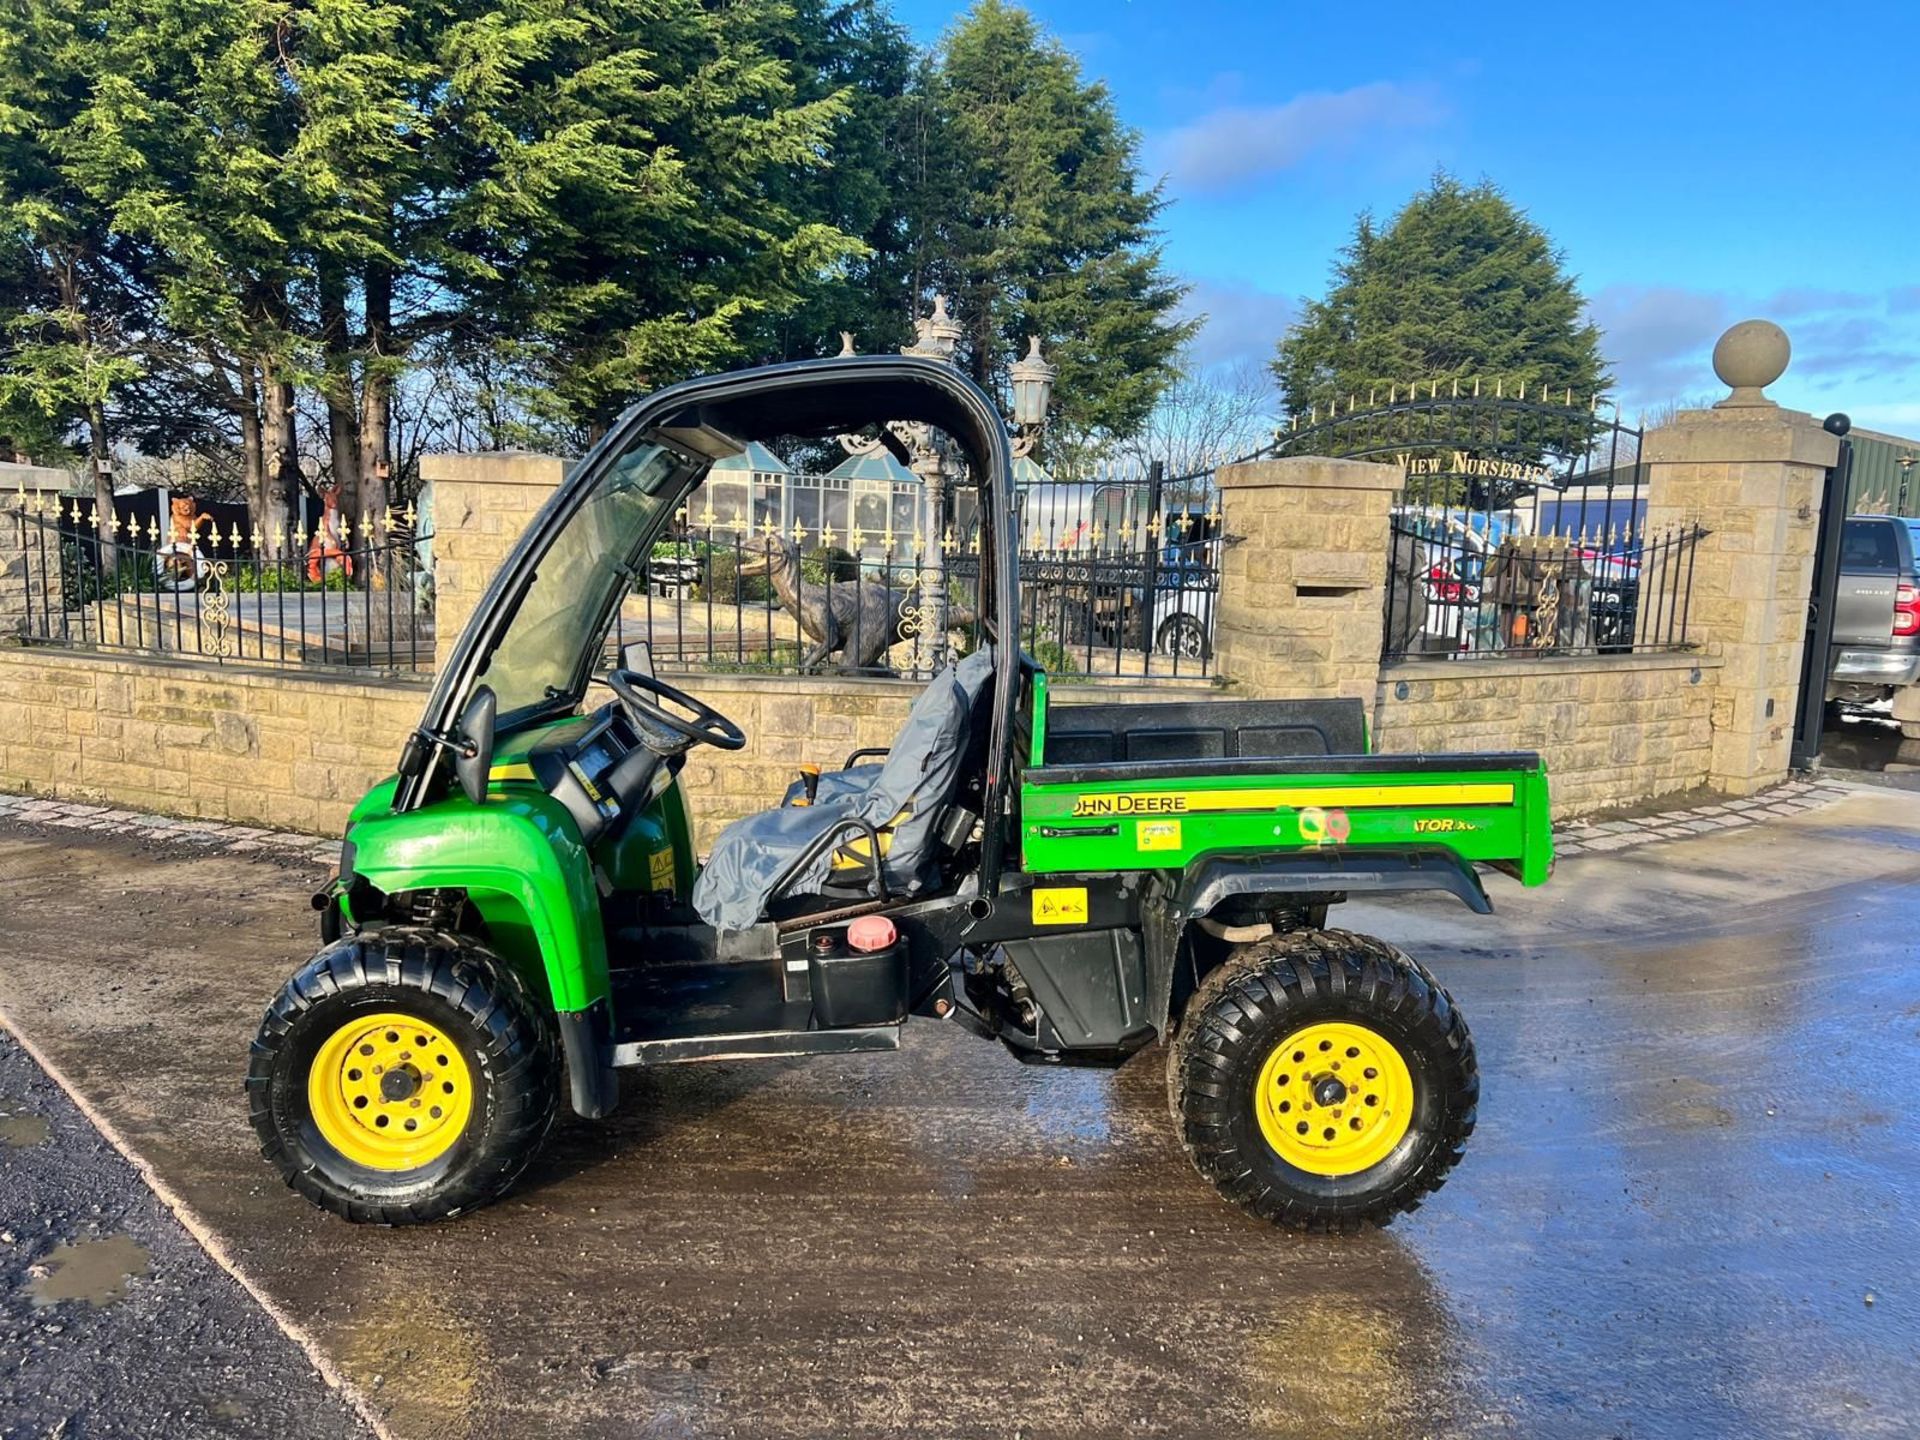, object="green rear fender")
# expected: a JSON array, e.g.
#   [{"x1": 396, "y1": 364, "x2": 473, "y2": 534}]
[{"x1": 342, "y1": 787, "x2": 609, "y2": 1015}]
